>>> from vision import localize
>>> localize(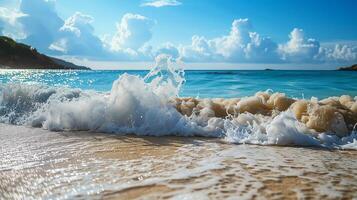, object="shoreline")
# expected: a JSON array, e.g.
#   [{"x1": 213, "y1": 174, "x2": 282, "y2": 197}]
[{"x1": 1, "y1": 124, "x2": 357, "y2": 199}]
